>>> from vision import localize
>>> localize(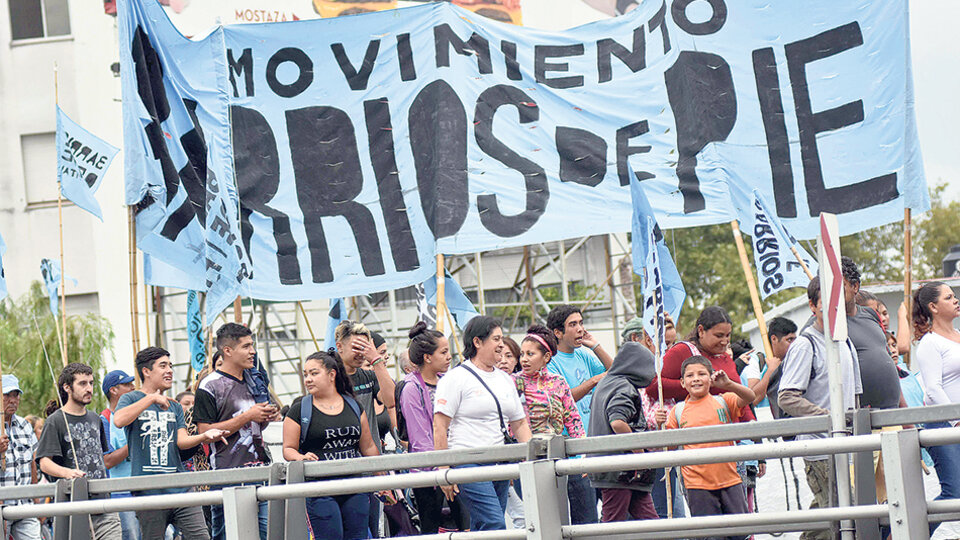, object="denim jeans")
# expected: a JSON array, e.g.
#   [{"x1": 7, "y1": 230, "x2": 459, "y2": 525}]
[
  {"x1": 651, "y1": 467, "x2": 686, "y2": 518},
  {"x1": 306, "y1": 493, "x2": 370, "y2": 540},
  {"x1": 117, "y1": 510, "x2": 140, "y2": 540},
  {"x1": 566, "y1": 474, "x2": 598, "y2": 524},
  {"x1": 211, "y1": 497, "x2": 267, "y2": 540},
  {"x1": 925, "y1": 421, "x2": 960, "y2": 535},
  {"x1": 455, "y1": 464, "x2": 510, "y2": 530}
]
